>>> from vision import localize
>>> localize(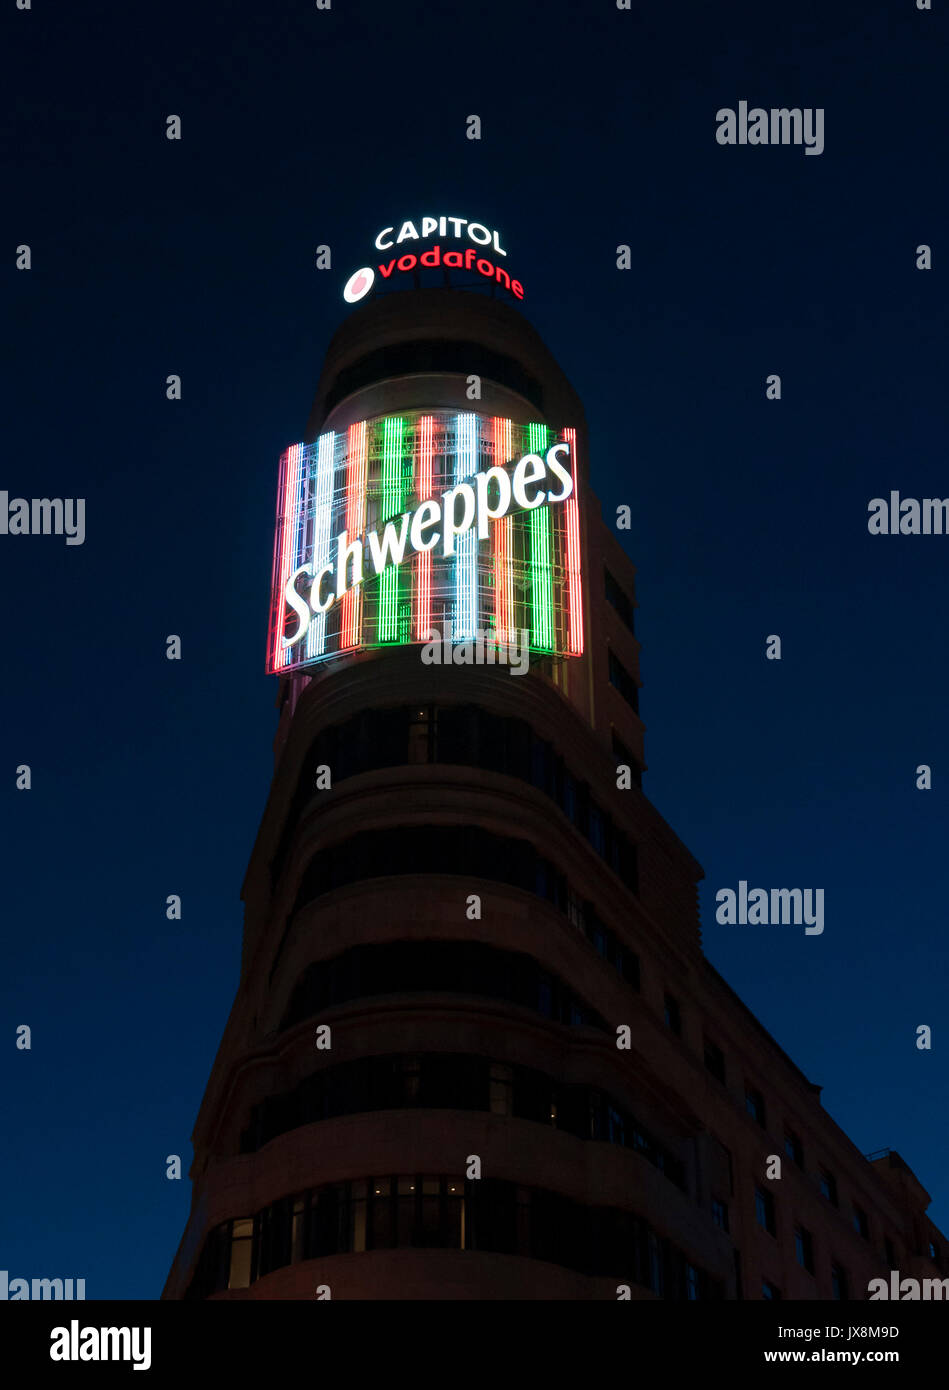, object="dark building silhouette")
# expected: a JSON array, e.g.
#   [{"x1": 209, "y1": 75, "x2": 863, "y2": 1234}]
[{"x1": 163, "y1": 284, "x2": 947, "y2": 1301}]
